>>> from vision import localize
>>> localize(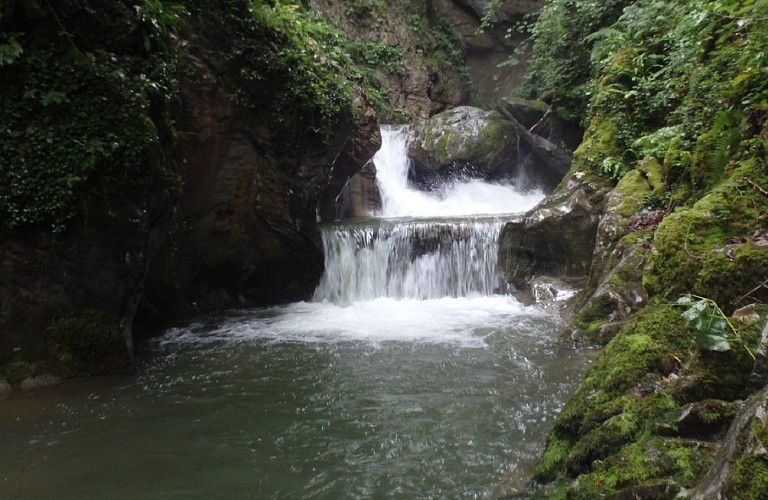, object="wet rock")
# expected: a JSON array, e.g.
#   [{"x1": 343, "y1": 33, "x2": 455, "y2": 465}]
[
  {"x1": 568, "y1": 159, "x2": 664, "y2": 343},
  {"x1": 682, "y1": 384, "x2": 768, "y2": 498},
  {"x1": 19, "y1": 374, "x2": 62, "y2": 391},
  {"x1": 571, "y1": 243, "x2": 649, "y2": 343},
  {"x1": 338, "y1": 161, "x2": 381, "y2": 218},
  {"x1": 498, "y1": 180, "x2": 599, "y2": 292},
  {"x1": 408, "y1": 106, "x2": 520, "y2": 190}
]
